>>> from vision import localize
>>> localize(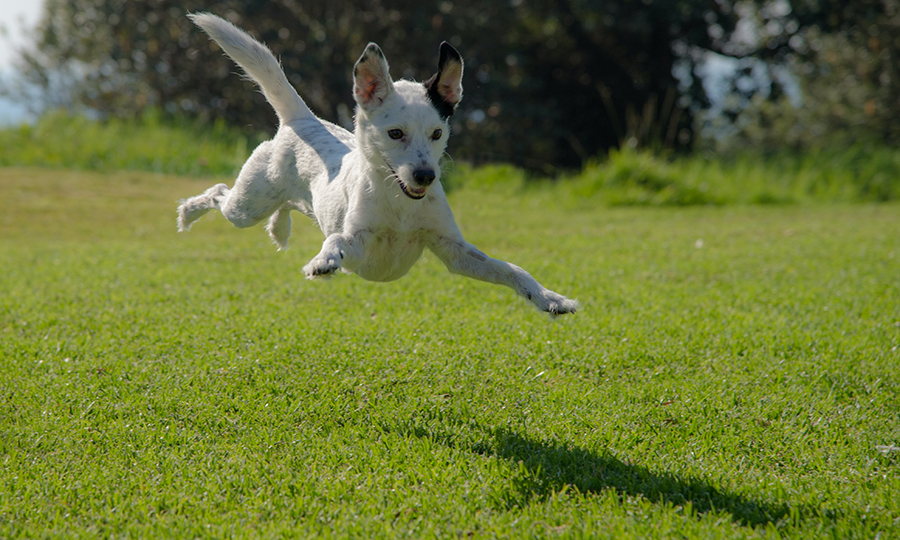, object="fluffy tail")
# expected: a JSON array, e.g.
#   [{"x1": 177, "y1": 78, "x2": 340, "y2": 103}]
[{"x1": 189, "y1": 12, "x2": 311, "y2": 125}]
